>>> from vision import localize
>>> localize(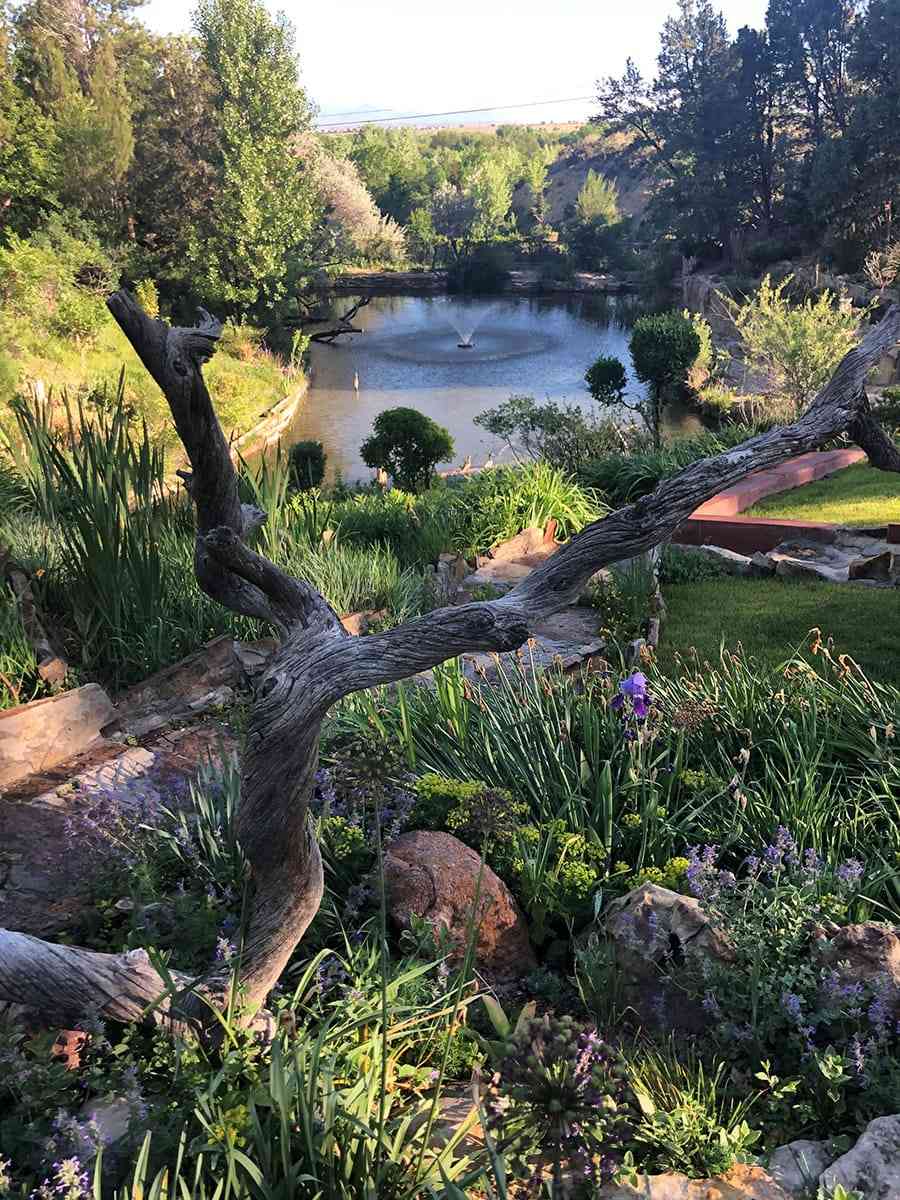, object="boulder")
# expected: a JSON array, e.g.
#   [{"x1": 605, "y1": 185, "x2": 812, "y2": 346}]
[
  {"x1": 848, "y1": 550, "x2": 898, "y2": 582},
  {"x1": 477, "y1": 522, "x2": 560, "y2": 566},
  {"x1": 749, "y1": 551, "x2": 777, "y2": 578},
  {"x1": 340, "y1": 609, "x2": 387, "y2": 637},
  {"x1": 815, "y1": 922, "x2": 900, "y2": 1018},
  {"x1": 598, "y1": 1164, "x2": 791, "y2": 1199},
  {"x1": 766, "y1": 1139, "x2": 839, "y2": 1194},
  {"x1": 775, "y1": 557, "x2": 848, "y2": 584},
  {"x1": 820, "y1": 1115, "x2": 900, "y2": 1199},
  {"x1": 688, "y1": 545, "x2": 754, "y2": 576},
  {"x1": 382, "y1": 831, "x2": 536, "y2": 978},
  {"x1": 605, "y1": 883, "x2": 732, "y2": 980},
  {"x1": 80, "y1": 1095, "x2": 132, "y2": 1148}
]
